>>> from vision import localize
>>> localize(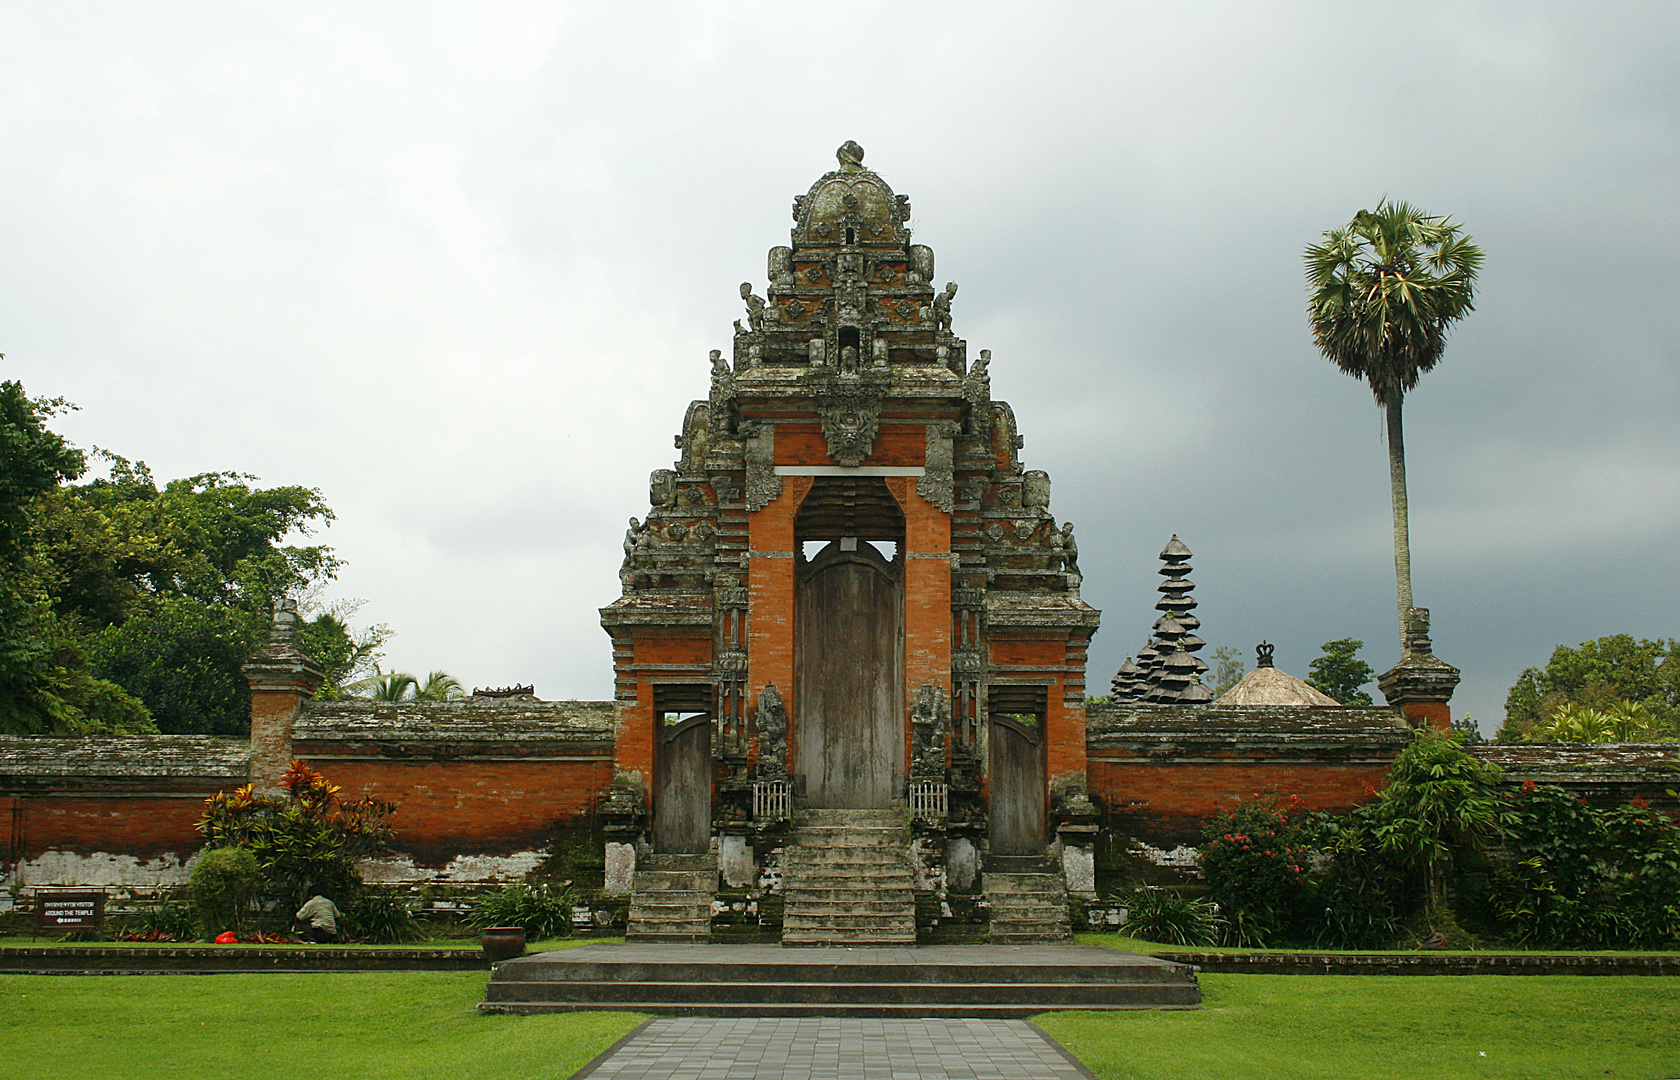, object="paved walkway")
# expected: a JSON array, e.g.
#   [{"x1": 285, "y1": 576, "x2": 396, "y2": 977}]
[{"x1": 574, "y1": 1017, "x2": 1095, "y2": 1079}]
